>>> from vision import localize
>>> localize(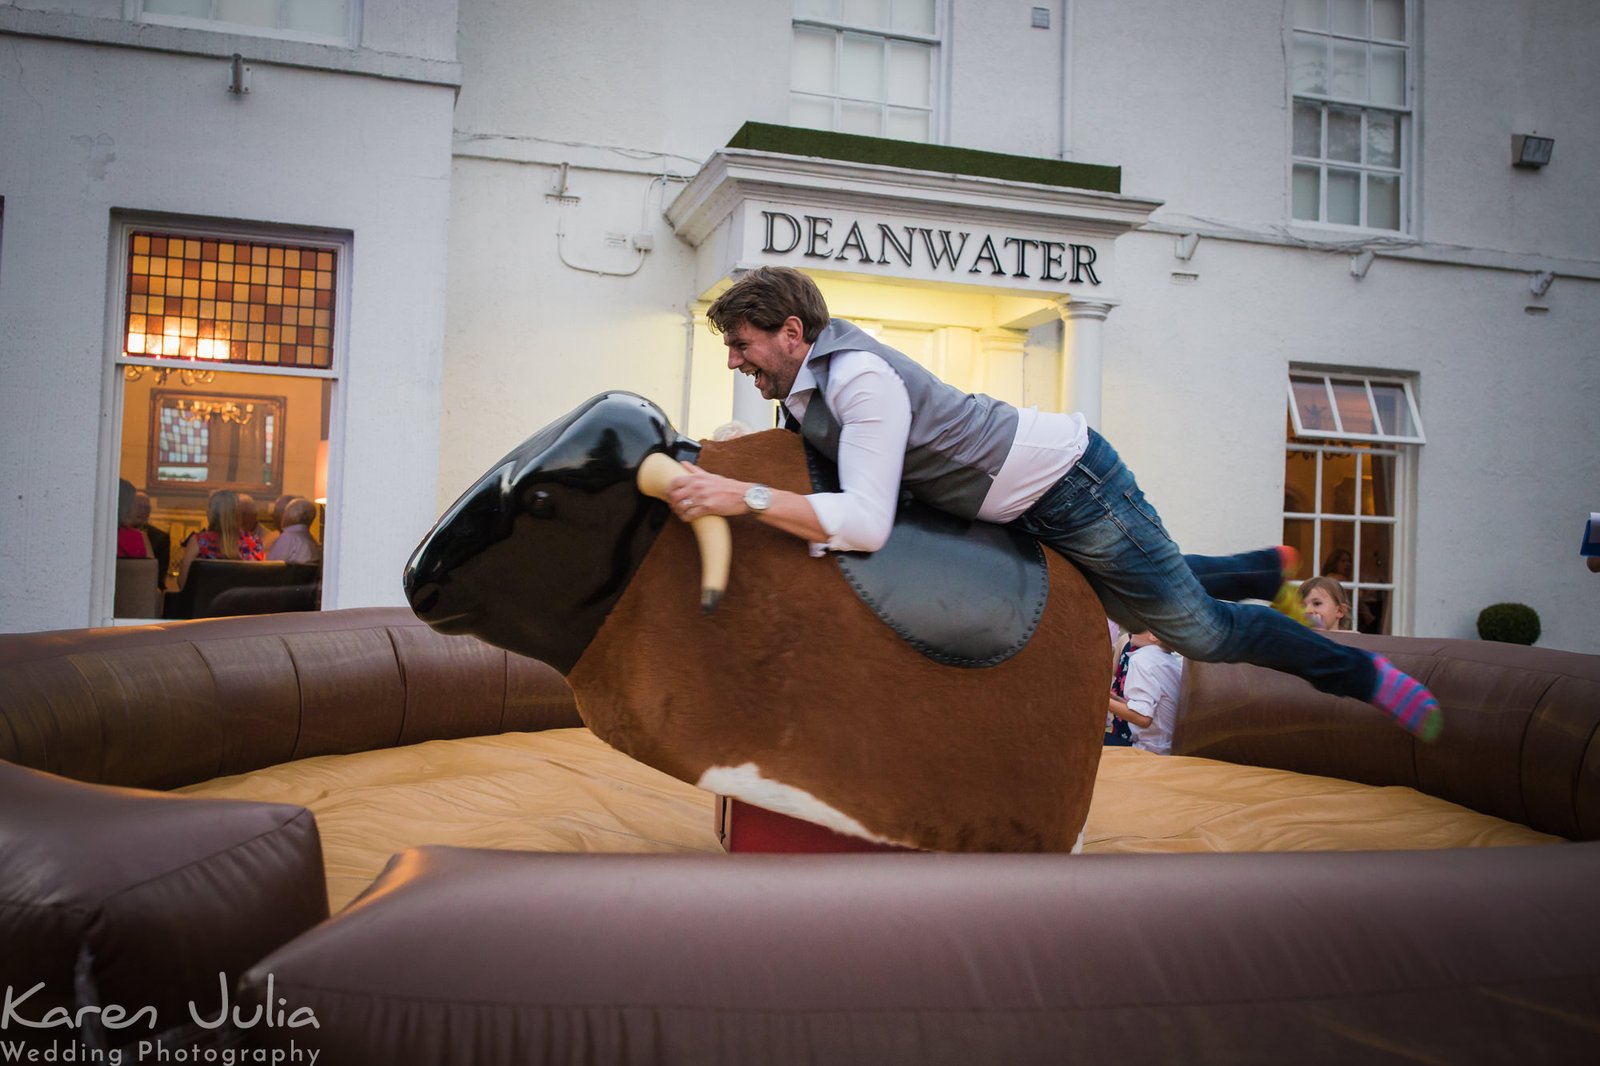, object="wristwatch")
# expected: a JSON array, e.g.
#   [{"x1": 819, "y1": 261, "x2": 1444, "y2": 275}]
[{"x1": 743, "y1": 484, "x2": 773, "y2": 514}]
